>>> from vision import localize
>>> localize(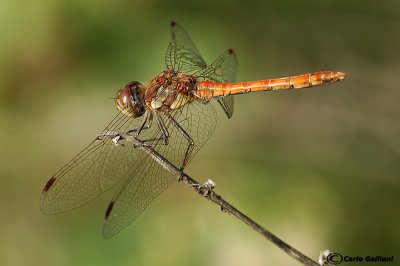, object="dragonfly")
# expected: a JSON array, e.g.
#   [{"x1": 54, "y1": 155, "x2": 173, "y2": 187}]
[{"x1": 41, "y1": 22, "x2": 346, "y2": 238}]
